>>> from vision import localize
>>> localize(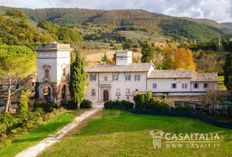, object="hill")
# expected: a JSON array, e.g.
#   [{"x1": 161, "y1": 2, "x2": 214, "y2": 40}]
[
  {"x1": 24, "y1": 8, "x2": 224, "y2": 42},
  {"x1": 0, "y1": 8, "x2": 83, "y2": 47},
  {"x1": 0, "y1": 6, "x2": 229, "y2": 44},
  {"x1": 221, "y1": 22, "x2": 232, "y2": 35}
]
